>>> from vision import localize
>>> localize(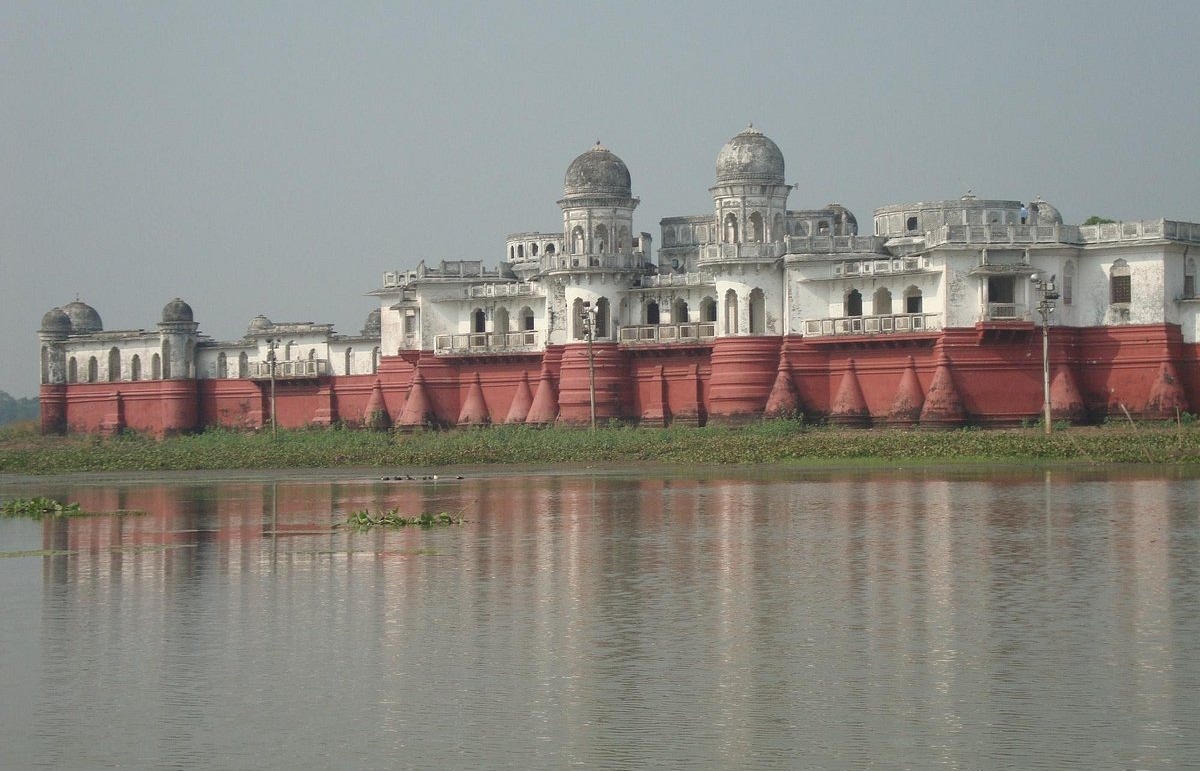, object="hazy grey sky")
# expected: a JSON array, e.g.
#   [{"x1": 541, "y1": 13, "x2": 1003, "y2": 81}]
[{"x1": 3, "y1": 1, "x2": 1198, "y2": 398}]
